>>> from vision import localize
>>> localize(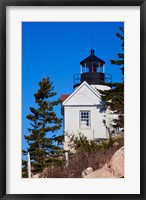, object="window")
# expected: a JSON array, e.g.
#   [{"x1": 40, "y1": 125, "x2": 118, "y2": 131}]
[{"x1": 80, "y1": 111, "x2": 90, "y2": 127}]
